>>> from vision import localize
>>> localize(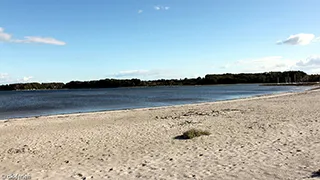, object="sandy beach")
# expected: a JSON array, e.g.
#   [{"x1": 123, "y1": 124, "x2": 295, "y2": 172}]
[{"x1": 0, "y1": 90, "x2": 319, "y2": 180}]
